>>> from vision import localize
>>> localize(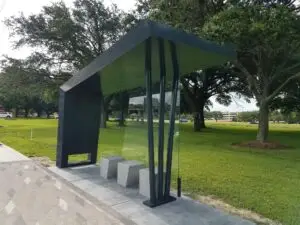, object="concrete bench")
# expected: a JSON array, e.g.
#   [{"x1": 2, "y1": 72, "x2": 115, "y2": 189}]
[
  {"x1": 139, "y1": 168, "x2": 165, "y2": 198},
  {"x1": 117, "y1": 160, "x2": 144, "y2": 187},
  {"x1": 100, "y1": 156, "x2": 124, "y2": 179}
]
